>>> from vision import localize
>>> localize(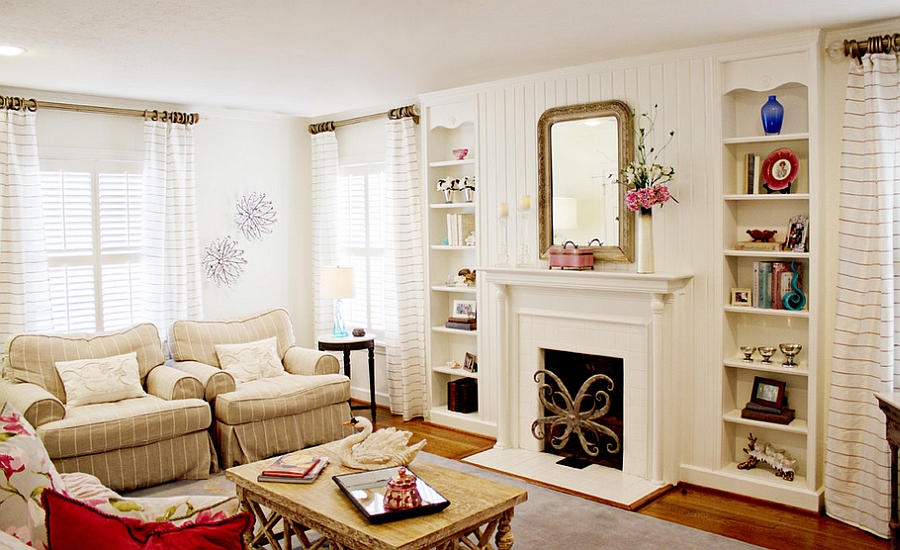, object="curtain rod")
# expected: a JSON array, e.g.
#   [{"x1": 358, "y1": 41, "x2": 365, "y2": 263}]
[
  {"x1": 0, "y1": 95, "x2": 201, "y2": 125},
  {"x1": 836, "y1": 32, "x2": 900, "y2": 62},
  {"x1": 308, "y1": 104, "x2": 419, "y2": 135}
]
